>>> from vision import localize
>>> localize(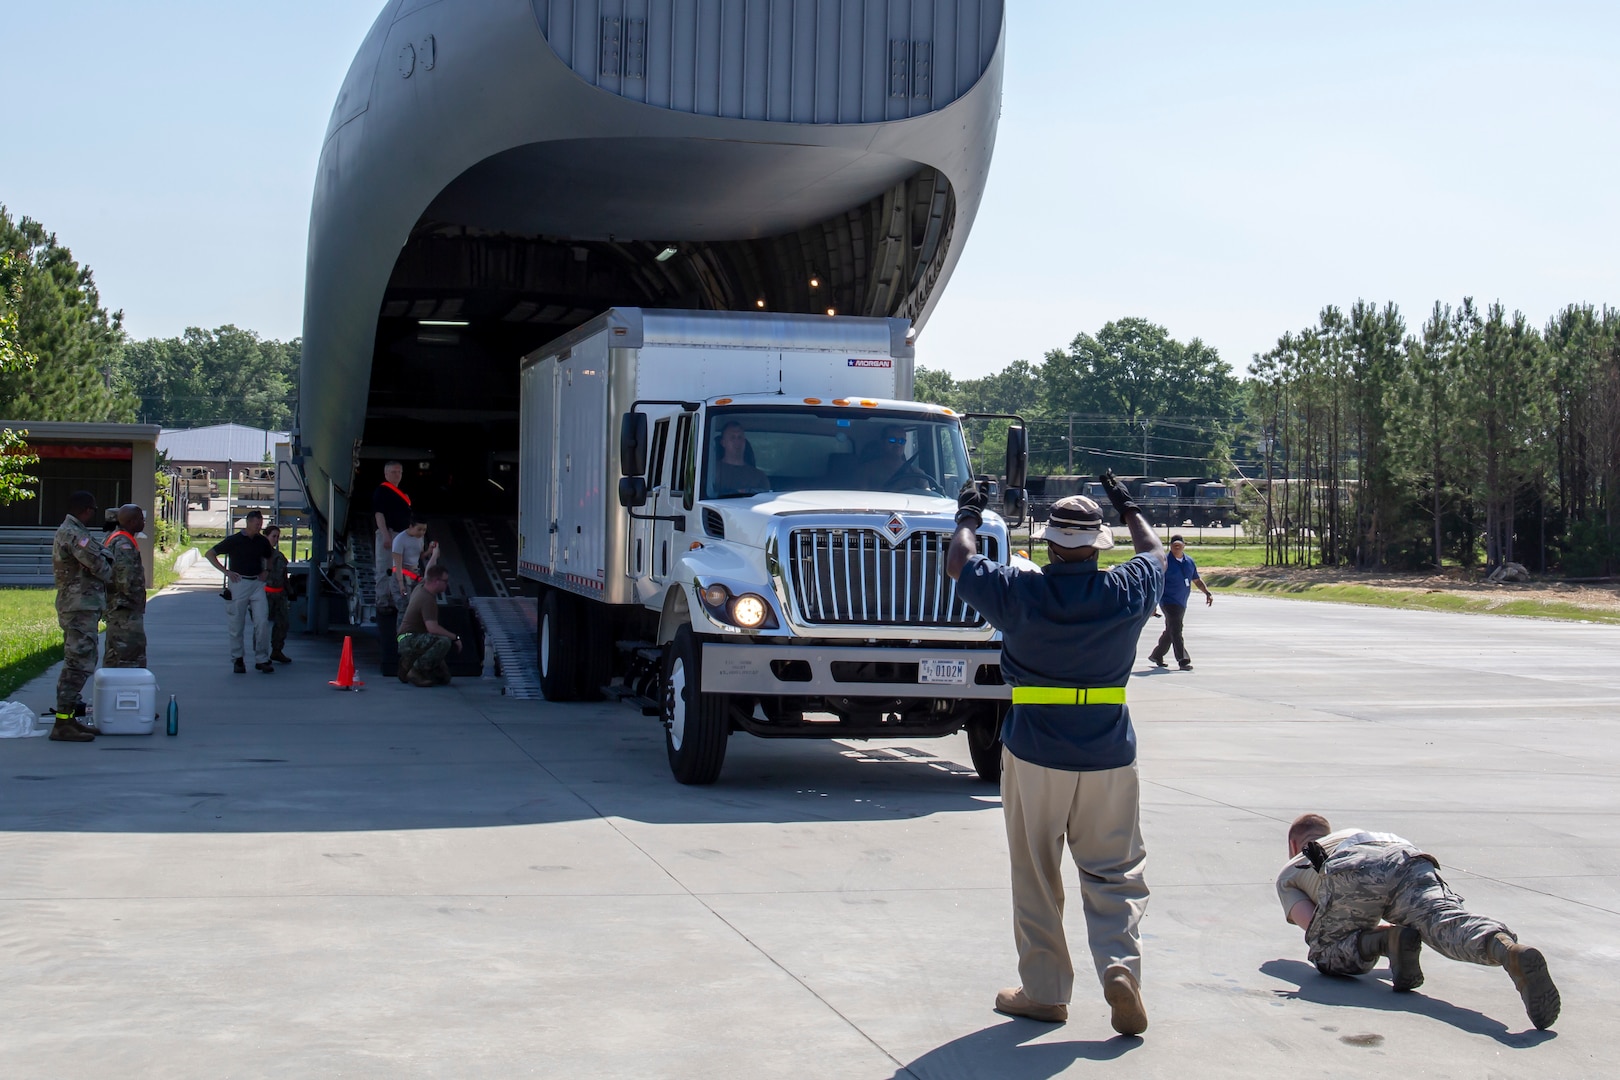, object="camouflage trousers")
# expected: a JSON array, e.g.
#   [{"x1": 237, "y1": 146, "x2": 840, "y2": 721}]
[
  {"x1": 103, "y1": 609, "x2": 147, "y2": 668},
  {"x1": 55, "y1": 610, "x2": 101, "y2": 713},
  {"x1": 1306, "y1": 843, "x2": 1514, "y2": 975},
  {"x1": 397, "y1": 633, "x2": 452, "y2": 684},
  {"x1": 267, "y1": 591, "x2": 289, "y2": 655}
]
